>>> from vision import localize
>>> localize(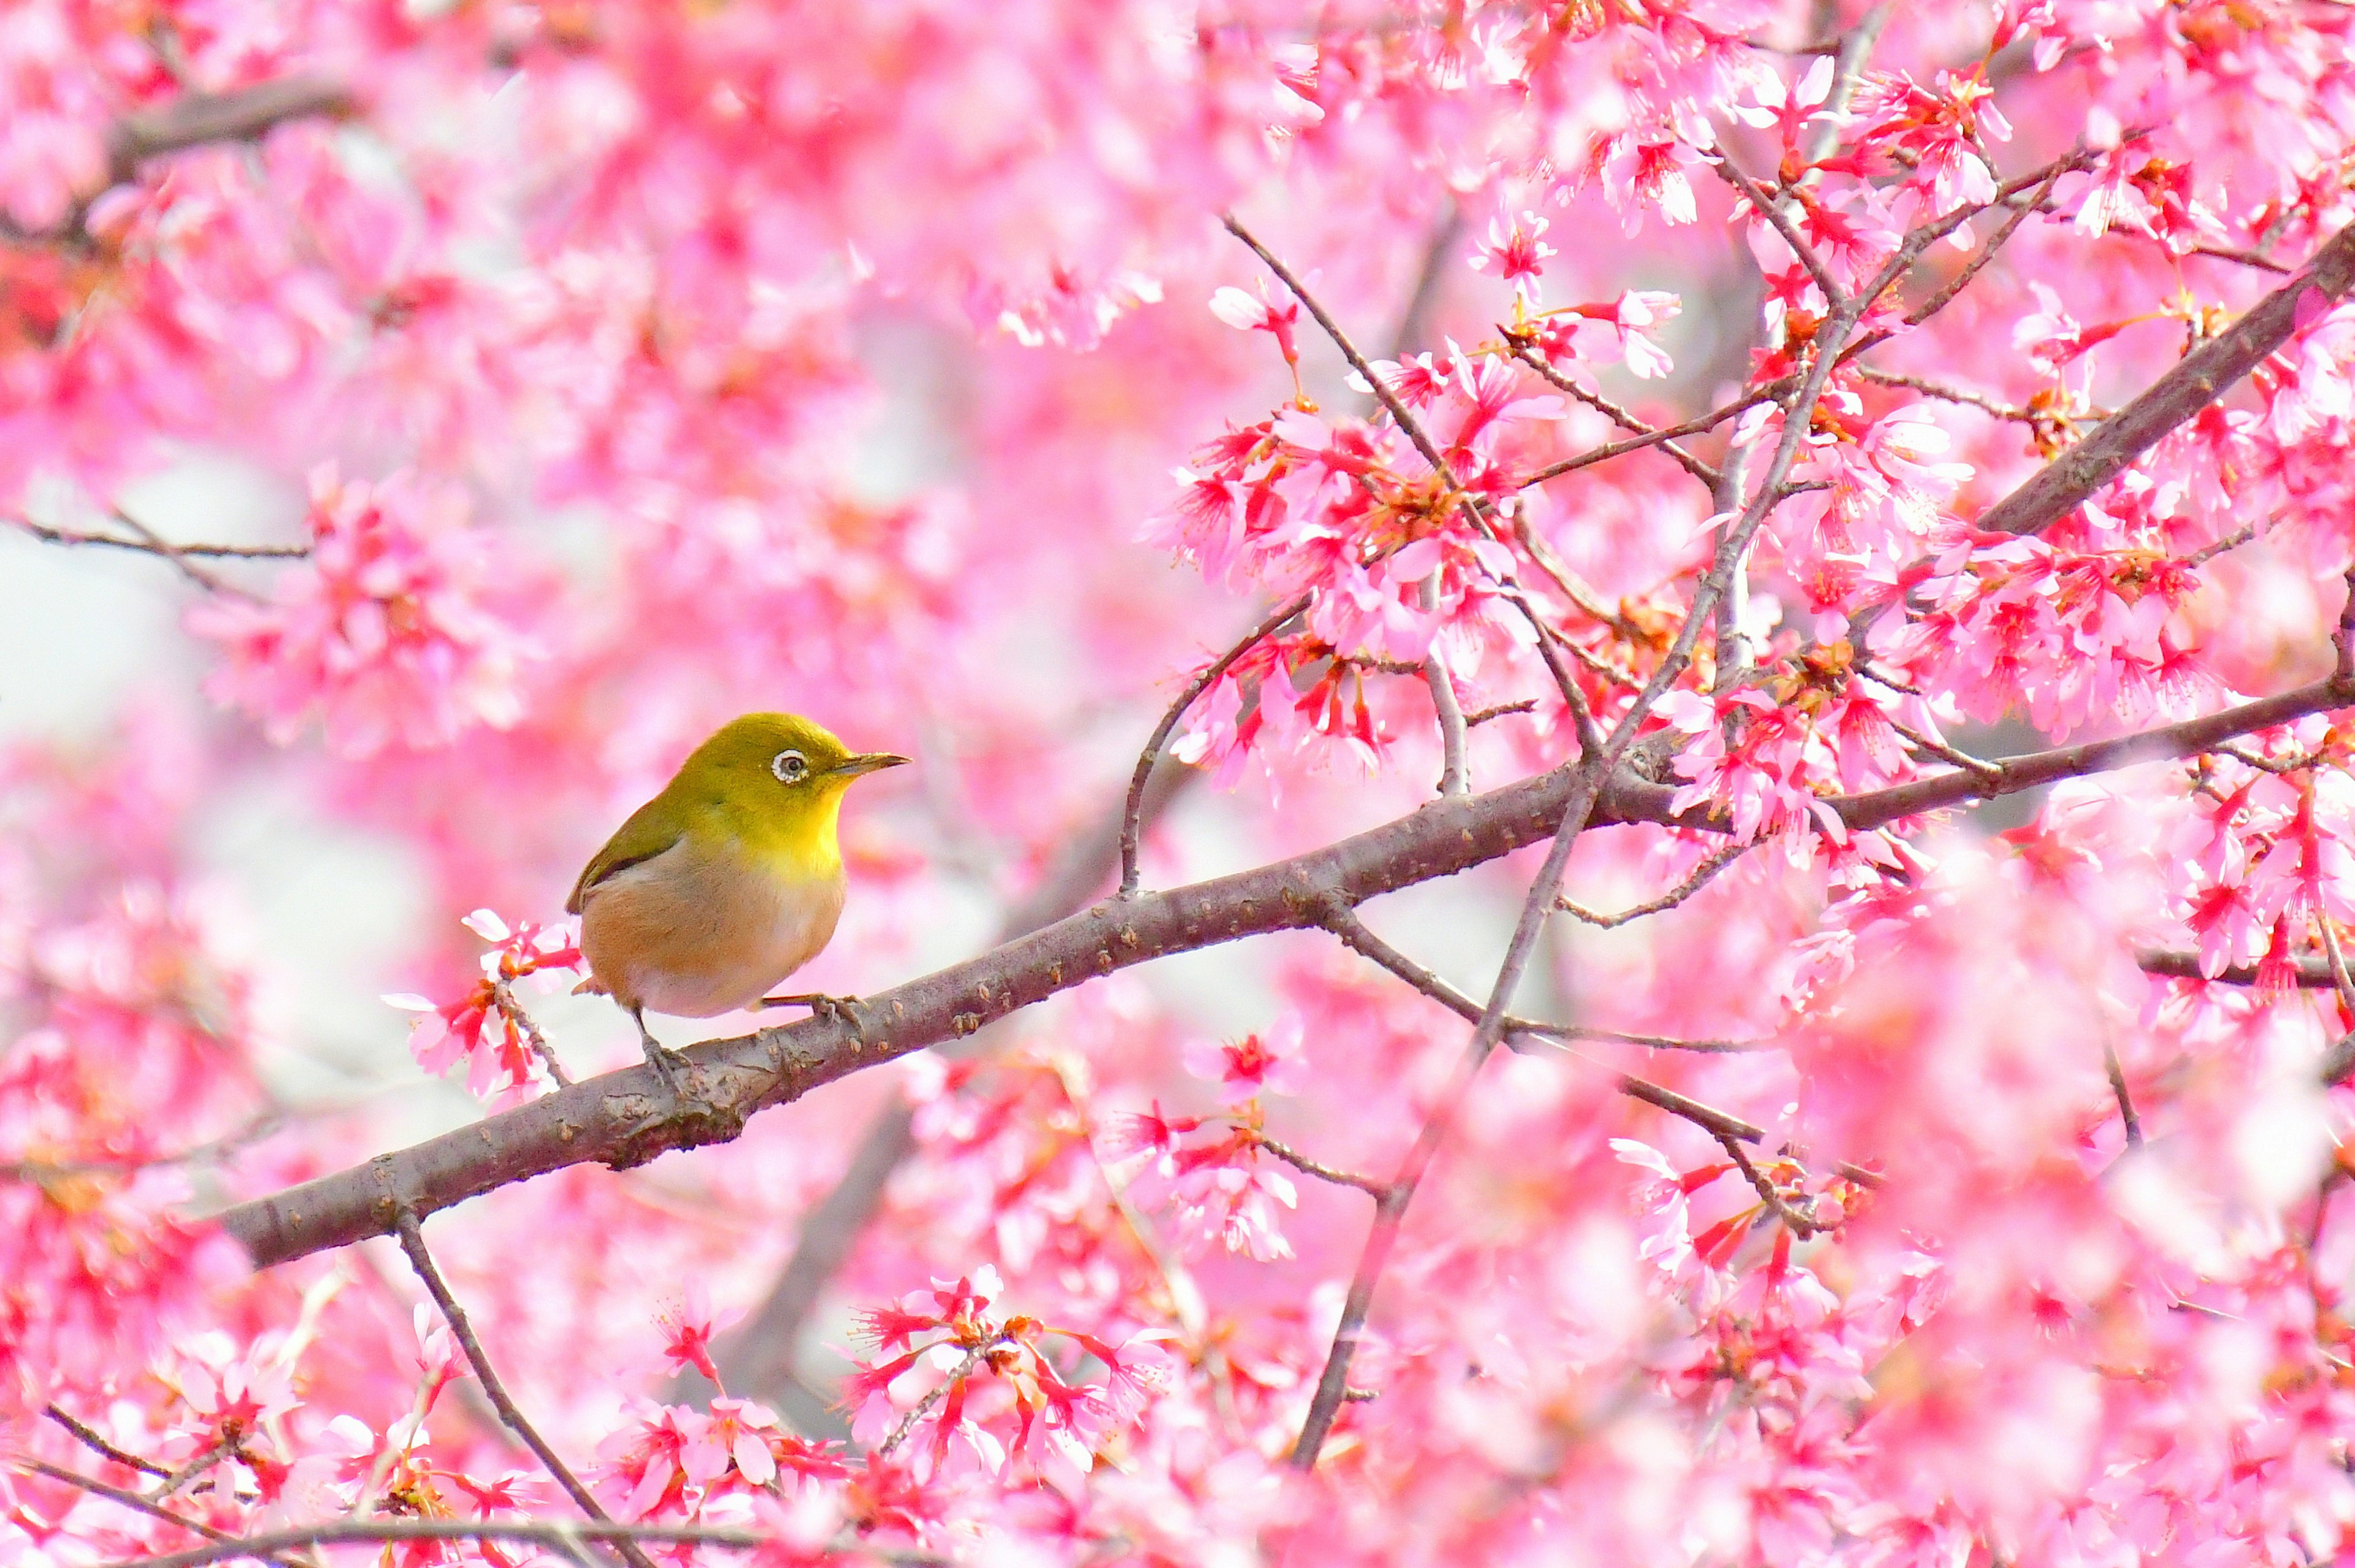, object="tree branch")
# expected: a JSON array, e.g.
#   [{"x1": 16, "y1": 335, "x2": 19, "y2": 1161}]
[
  {"x1": 1832, "y1": 671, "x2": 2355, "y2": 830},
  {"x1": 218, "y1": 763, "x2": 1690, "y2": 1269},
  {"x1": 392, "y1": 1212, "x2": 653, "y2": 1568},
  {"x1": 43, "y1": 1405, "x2": 174, "y2": 1480},
  {"x1": 1974, "y1": 220, "x2": 2355, "y2": 537},
  {"x1": 10, "y1": 1458, "x2": 294, "y2": 1567},
  {"x1": 1117, "y1": 594, "x2": 1308, "y2": 897},
  {"x1": 105, "y1": 76, "x2": 355, "y2": 184},
  {"x1": 101, "y1": 1519, "x2": 758, "y2": 1568},
  {"x1": 2136, "y1": 948, "x2": 2339, "y2": 988},
  {"x1": 221, "y1": 660, "x2": 2355, "y2": 1274}
]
